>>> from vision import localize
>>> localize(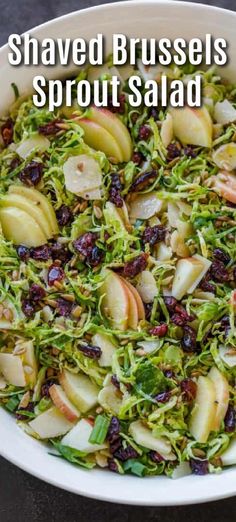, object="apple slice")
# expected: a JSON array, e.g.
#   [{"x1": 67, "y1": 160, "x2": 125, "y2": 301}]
[
  {"x1": 172, "y1": 257, "x2": 204, "y2": 300},
  {"x1": 129, "y1": 420, "x2": 172, "y2": 456},
  {"x1": 208, "y1": 367, "x2": 229, "y2": 432},
  {"x1": 219, "y1": 345, "x2": 236, "y2": 368},
  {"x1": 124, "y1": 281, "x2": 139, "y2": 330},
  {"x1": 63, "y1": 154, "x2": 102, "y2": 196},
  {"x1": 104, "y1": 201, "x2": 126, "y2": 231},
  {"x1": 92, "y1": 332, "x2": 116, "y2": 367},
  {"x1": 212, "y1": 143, "x2": 236, "y2": 171},
  {"x1": 211, "y1": 171, "x2": 236, "y2": 204},
  {"x1": 189, "y1": 376, "x2": 216, "y2": 443},
  {"x1": 0, "y1": 206, "x2": 47, "y2": 247},
  {"x1": 20, "y1": 340, "x2": 38, "y2": 389},
  {"x1": 0, "y1": 374, "x2": 7, "y2": 389},
  {"x1": 171, "y1": 462, "x2": 192, "y2": 479},
  {"x1": 77, "y1": 118, "x2": 123, "y2": 163},
  {"x1": 9, "y1": 185, "x2": 59, "y2": 235},
  {"x1": 99, "y1": 269, "x2": 129, "y2": 331},
  {"x1": 49, "y1": 384, "x2": 80, "y2": 422},
  {"x1": 136, "y1": 270, "x2": 157, "y2": 304},
  {"x1": 160, "y1": 113, "x2": 173, "y2": 148},
  {"x1": 129, "y1": 192, "x2": 164, "y2": 220},
  {"x1": 29, "y1": 406, "x2": 74, "y2": 438},
  {"x1": 61, "y1": 418, "x2": 108, "y2": 453},
  {"x1": 120, "y1": 278, "x2": 145, "y2": 320},
  {"x1": 170, "y1": 106, "x2": 212, "y2": 147},
  {"x1": 0, "y1": 353, "x2": 26, "y2": 387},
  {"x1": 0, "y1": 194, "x2": 52, "y2": 239},
  {"x1": 221, "y1": 438, "x2": 236, "y2": 466},
  {"x1": 155, "y1": 241, "x2": 172, "y2": 262},
  {"x1": 98, "y1": 384, "x2": 123, "y2": 414},
  {"x1": 214, "y1": 100, "x2": 236, "y2": 125},
  {"x1": 87, "y1": 106, "x2": 132, "y2": 162},
  {"x1": 59, "y1": 370, "x2": 99, "y2": 413},
  {"x1": 16, "y1": 133, "x2": 50, "y2": 159},
  {"x1": 187, "y1": 254, "x2": 212, "y2": 294}
]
